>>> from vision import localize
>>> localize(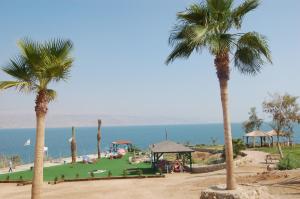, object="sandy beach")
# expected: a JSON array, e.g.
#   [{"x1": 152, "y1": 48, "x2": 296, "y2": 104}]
[{"x1": 1, "y1": 150, "x2": 299, "y2": 199}]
